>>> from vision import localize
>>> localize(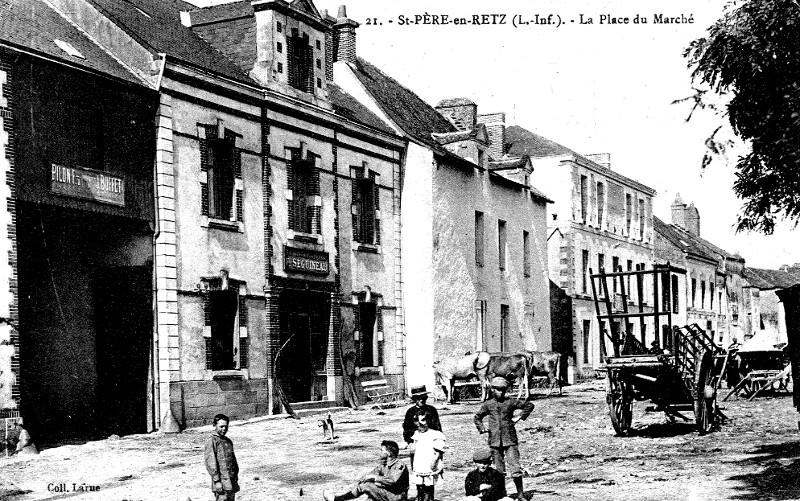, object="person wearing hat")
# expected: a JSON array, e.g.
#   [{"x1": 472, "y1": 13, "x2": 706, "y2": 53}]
[
  {"x1": 322, "y1": 440, "x2": 409, "y2": 501},
  {"x1": 463, "y1": 449, "x2": 510, "y2": 501},
  {"x1": 474, "y1": 376, "x2": 535, "y2": 501},
  {"x1": 402, "y1": 385, "x2": 441, "y2": 447}
]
